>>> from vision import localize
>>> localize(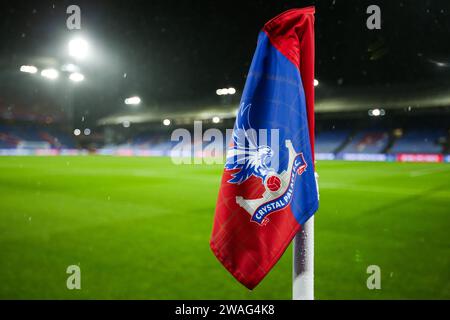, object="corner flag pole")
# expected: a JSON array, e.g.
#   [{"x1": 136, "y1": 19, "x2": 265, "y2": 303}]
[{"x1": 293, "y1": 216, "x2": 314, "y2": 300}]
